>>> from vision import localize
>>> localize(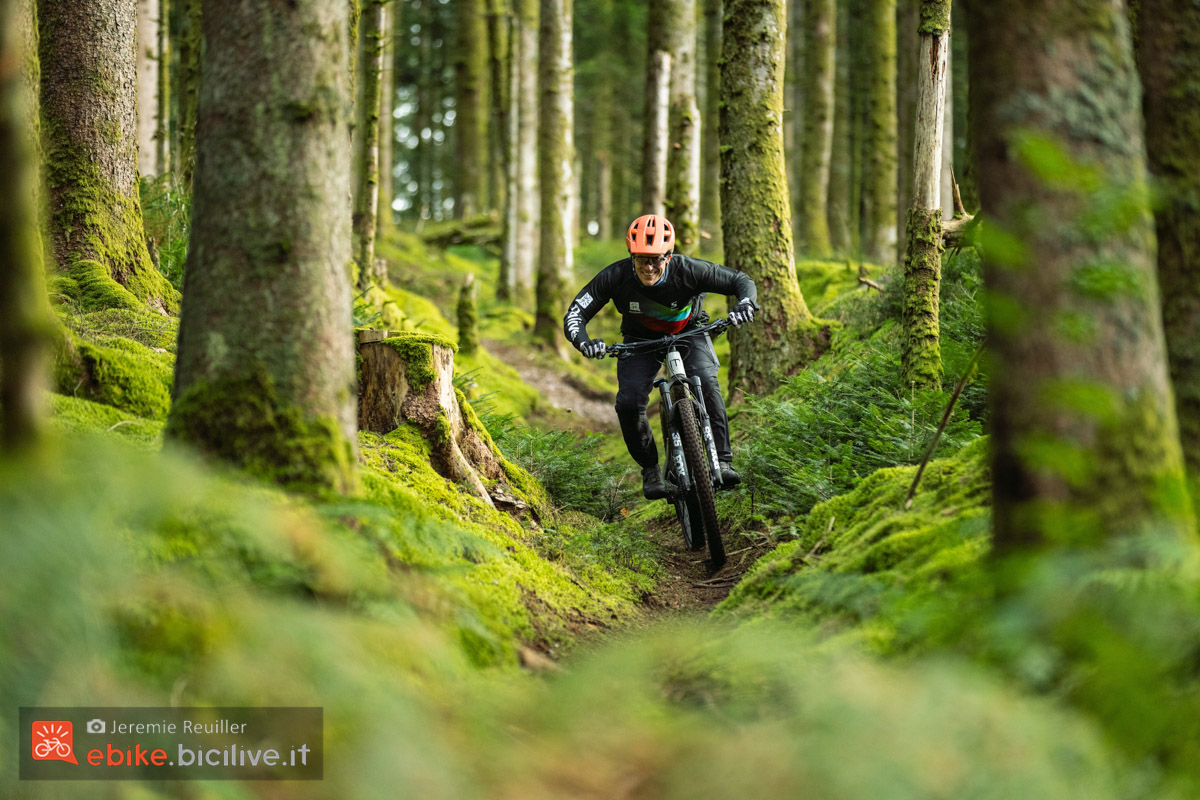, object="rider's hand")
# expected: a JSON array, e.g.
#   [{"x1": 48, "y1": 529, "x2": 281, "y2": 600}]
[
  {"x1": 580, "y1": 339, "x2": 607, "y2": 359},
  {"x1": 729, "y1": 299, "x2": 756, "y2": 327}
]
